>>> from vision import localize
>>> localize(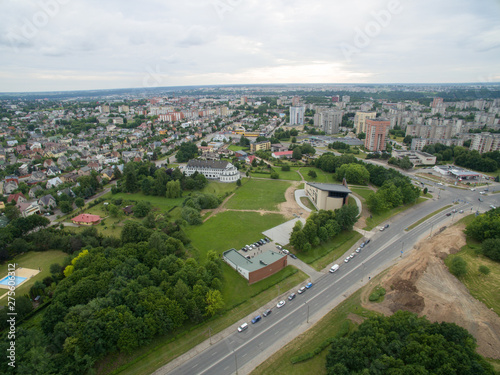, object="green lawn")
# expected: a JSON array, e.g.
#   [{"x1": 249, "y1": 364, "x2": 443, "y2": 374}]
[
  {"x1": 0, "y1": 250, "x2": 68, "y2": 307},
  {"x1": 186, "y1": 211, "x2": 288, "y2": 262},
  {"x1": 300, "y1": 197, "x2": 316, "y2": 211},
  {"x1": 350, "y1": 187, "x2": 373, "y2": 201},
  {"x1": 298, "y1": 167, "x2": 333, "y2": 183},
  {"x1": 202, "y1": 181, "x2": 238, "y2": 196},
  {"x1": 105, "y1": 192, "x2": 185, "y2": 212},
  {"x1": 251, "y1": 289, "x2": 377, "y2": 375},
  {"x1": 252, "y1": 169, "x2": 302, "y2": 181},
  {"x1": 364, "y1": 197, "x2": 426, "y2": 231},
  {"x1": 295, "y1": 231, "x2": 362, "y2": 271},
  {"x1": 225, "y1": 179, "x2": 291, "y2": 211},
  {"x1": 444, "y1": 237, "x2": 500, "y2": 316},
  {"x1": 228, "y1": 145, "x2": 249, "y2": 152}
]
